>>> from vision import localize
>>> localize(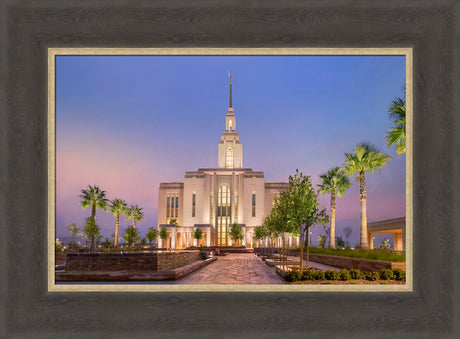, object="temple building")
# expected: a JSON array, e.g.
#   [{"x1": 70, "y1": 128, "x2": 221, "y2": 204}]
[{"x1": 157, "y1": 75, "x2": 293, "y2": 249}]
